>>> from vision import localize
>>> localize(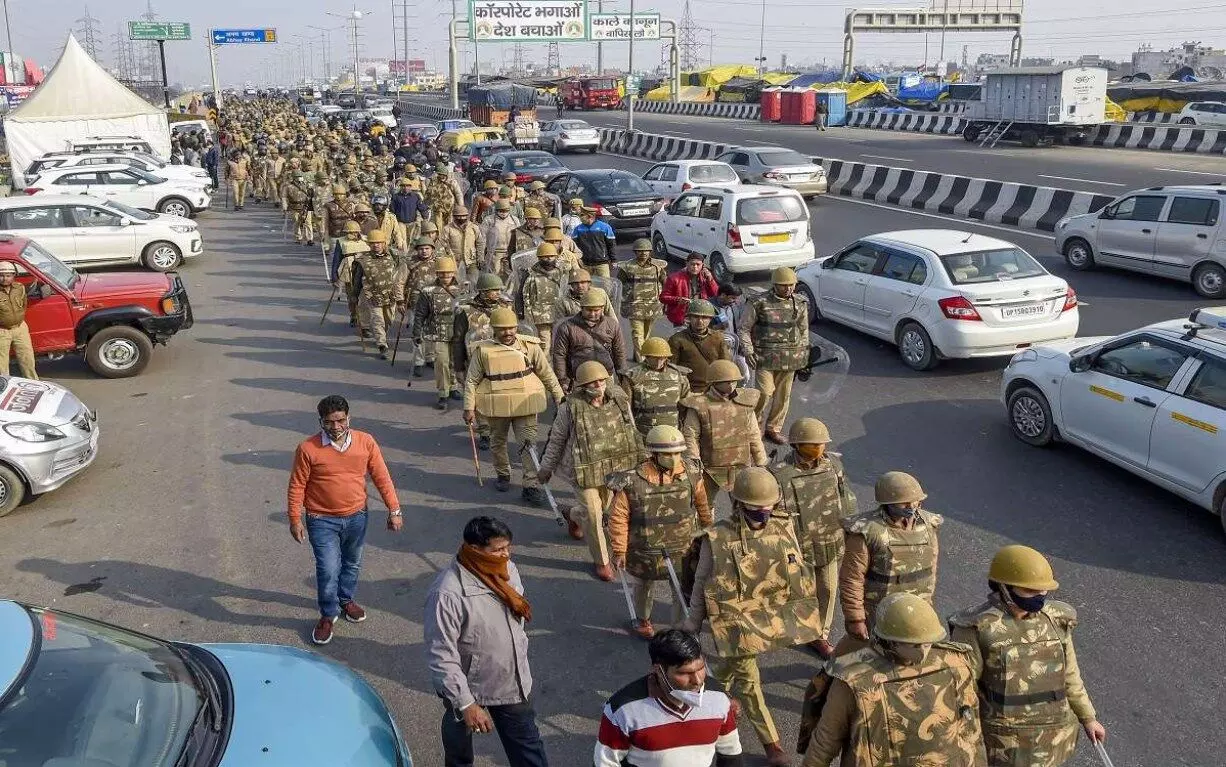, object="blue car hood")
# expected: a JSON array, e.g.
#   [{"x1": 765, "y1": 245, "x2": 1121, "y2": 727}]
[{"x1": 199, "y1": 643, "x2": 409, "y2": 767}]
